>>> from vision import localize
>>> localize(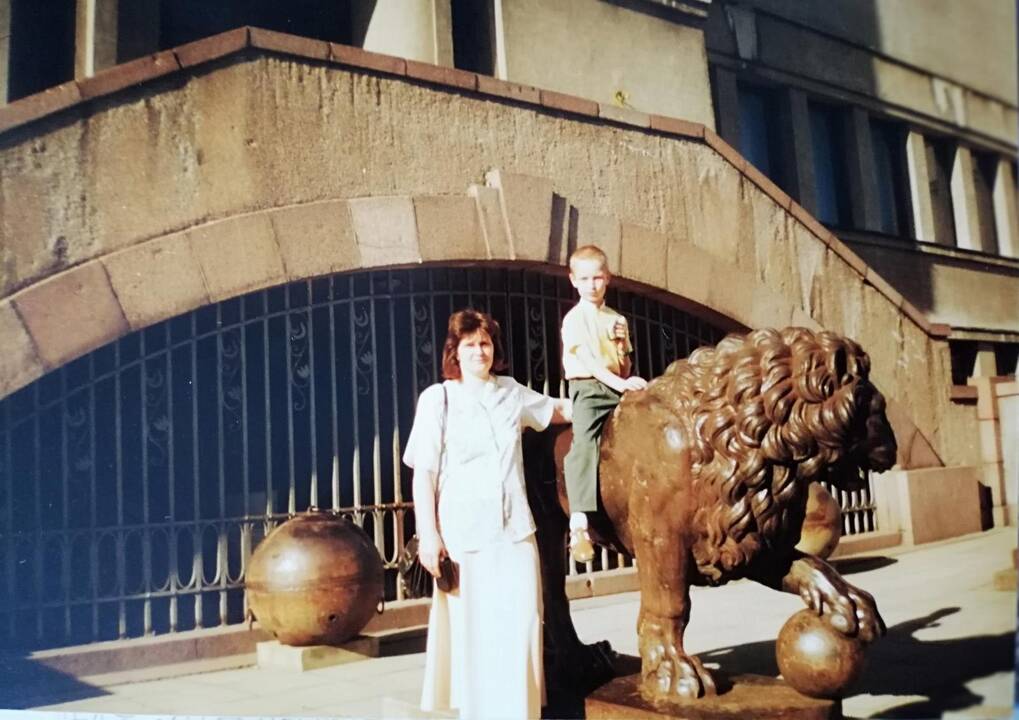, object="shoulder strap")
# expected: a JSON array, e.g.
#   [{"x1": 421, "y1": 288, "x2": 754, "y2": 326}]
[
  {"x1": 440, "y1": 384, "x2": 448, "y2": 454},
  {"x1": 435, "y1": 385, "x2": 448, "y2": 503}
]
